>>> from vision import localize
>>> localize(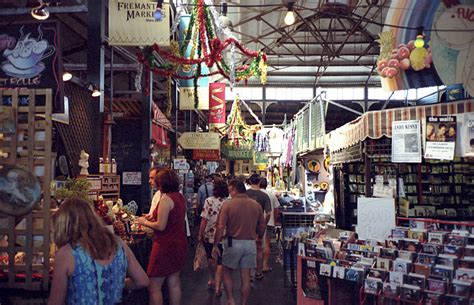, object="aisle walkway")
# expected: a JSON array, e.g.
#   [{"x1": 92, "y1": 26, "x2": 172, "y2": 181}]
[{"x1": 181, "y1": 239, "x2": 296, "y2": 305}]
